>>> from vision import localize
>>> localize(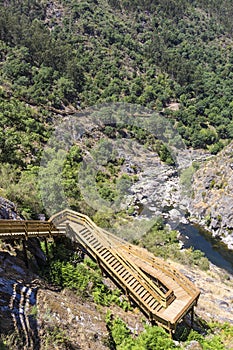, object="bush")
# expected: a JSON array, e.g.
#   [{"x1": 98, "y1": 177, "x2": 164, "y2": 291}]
[
  {"x1": 140, "y1": 226, "x2": 210, "y2": 270},
  {"x1": 106, "y1": 315, "x2": 181, "y2": 349},
  {"x1": 41, "y1": 244, "x2": 131, "y2": 309}
]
